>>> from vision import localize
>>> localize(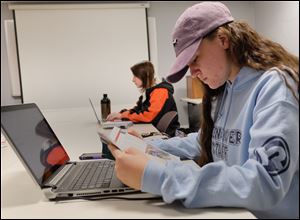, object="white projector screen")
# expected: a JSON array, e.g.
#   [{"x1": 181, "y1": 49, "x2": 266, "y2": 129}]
[{"x1": 12, "y1": 4, "x2": 149, "y2": 109}]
